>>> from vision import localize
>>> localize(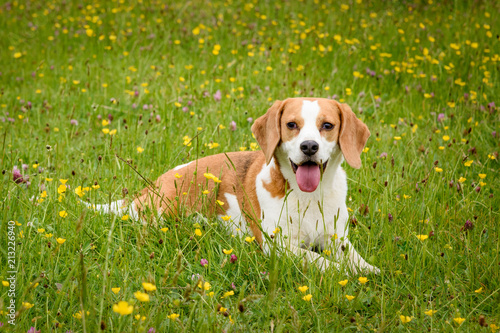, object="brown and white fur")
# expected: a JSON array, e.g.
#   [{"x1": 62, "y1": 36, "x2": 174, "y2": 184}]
[{"x1": 85, "y1": 98, "x2": 379, "y2": 274}]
